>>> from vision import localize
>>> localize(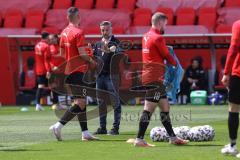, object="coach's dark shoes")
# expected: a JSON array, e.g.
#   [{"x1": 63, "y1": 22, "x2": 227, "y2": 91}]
[
  {"x1": 108, "y1": 128, "x2": 119, "y2": 135},
  {"x1": 94, "y1": 127, "x2": 107, "y2": 135}
]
